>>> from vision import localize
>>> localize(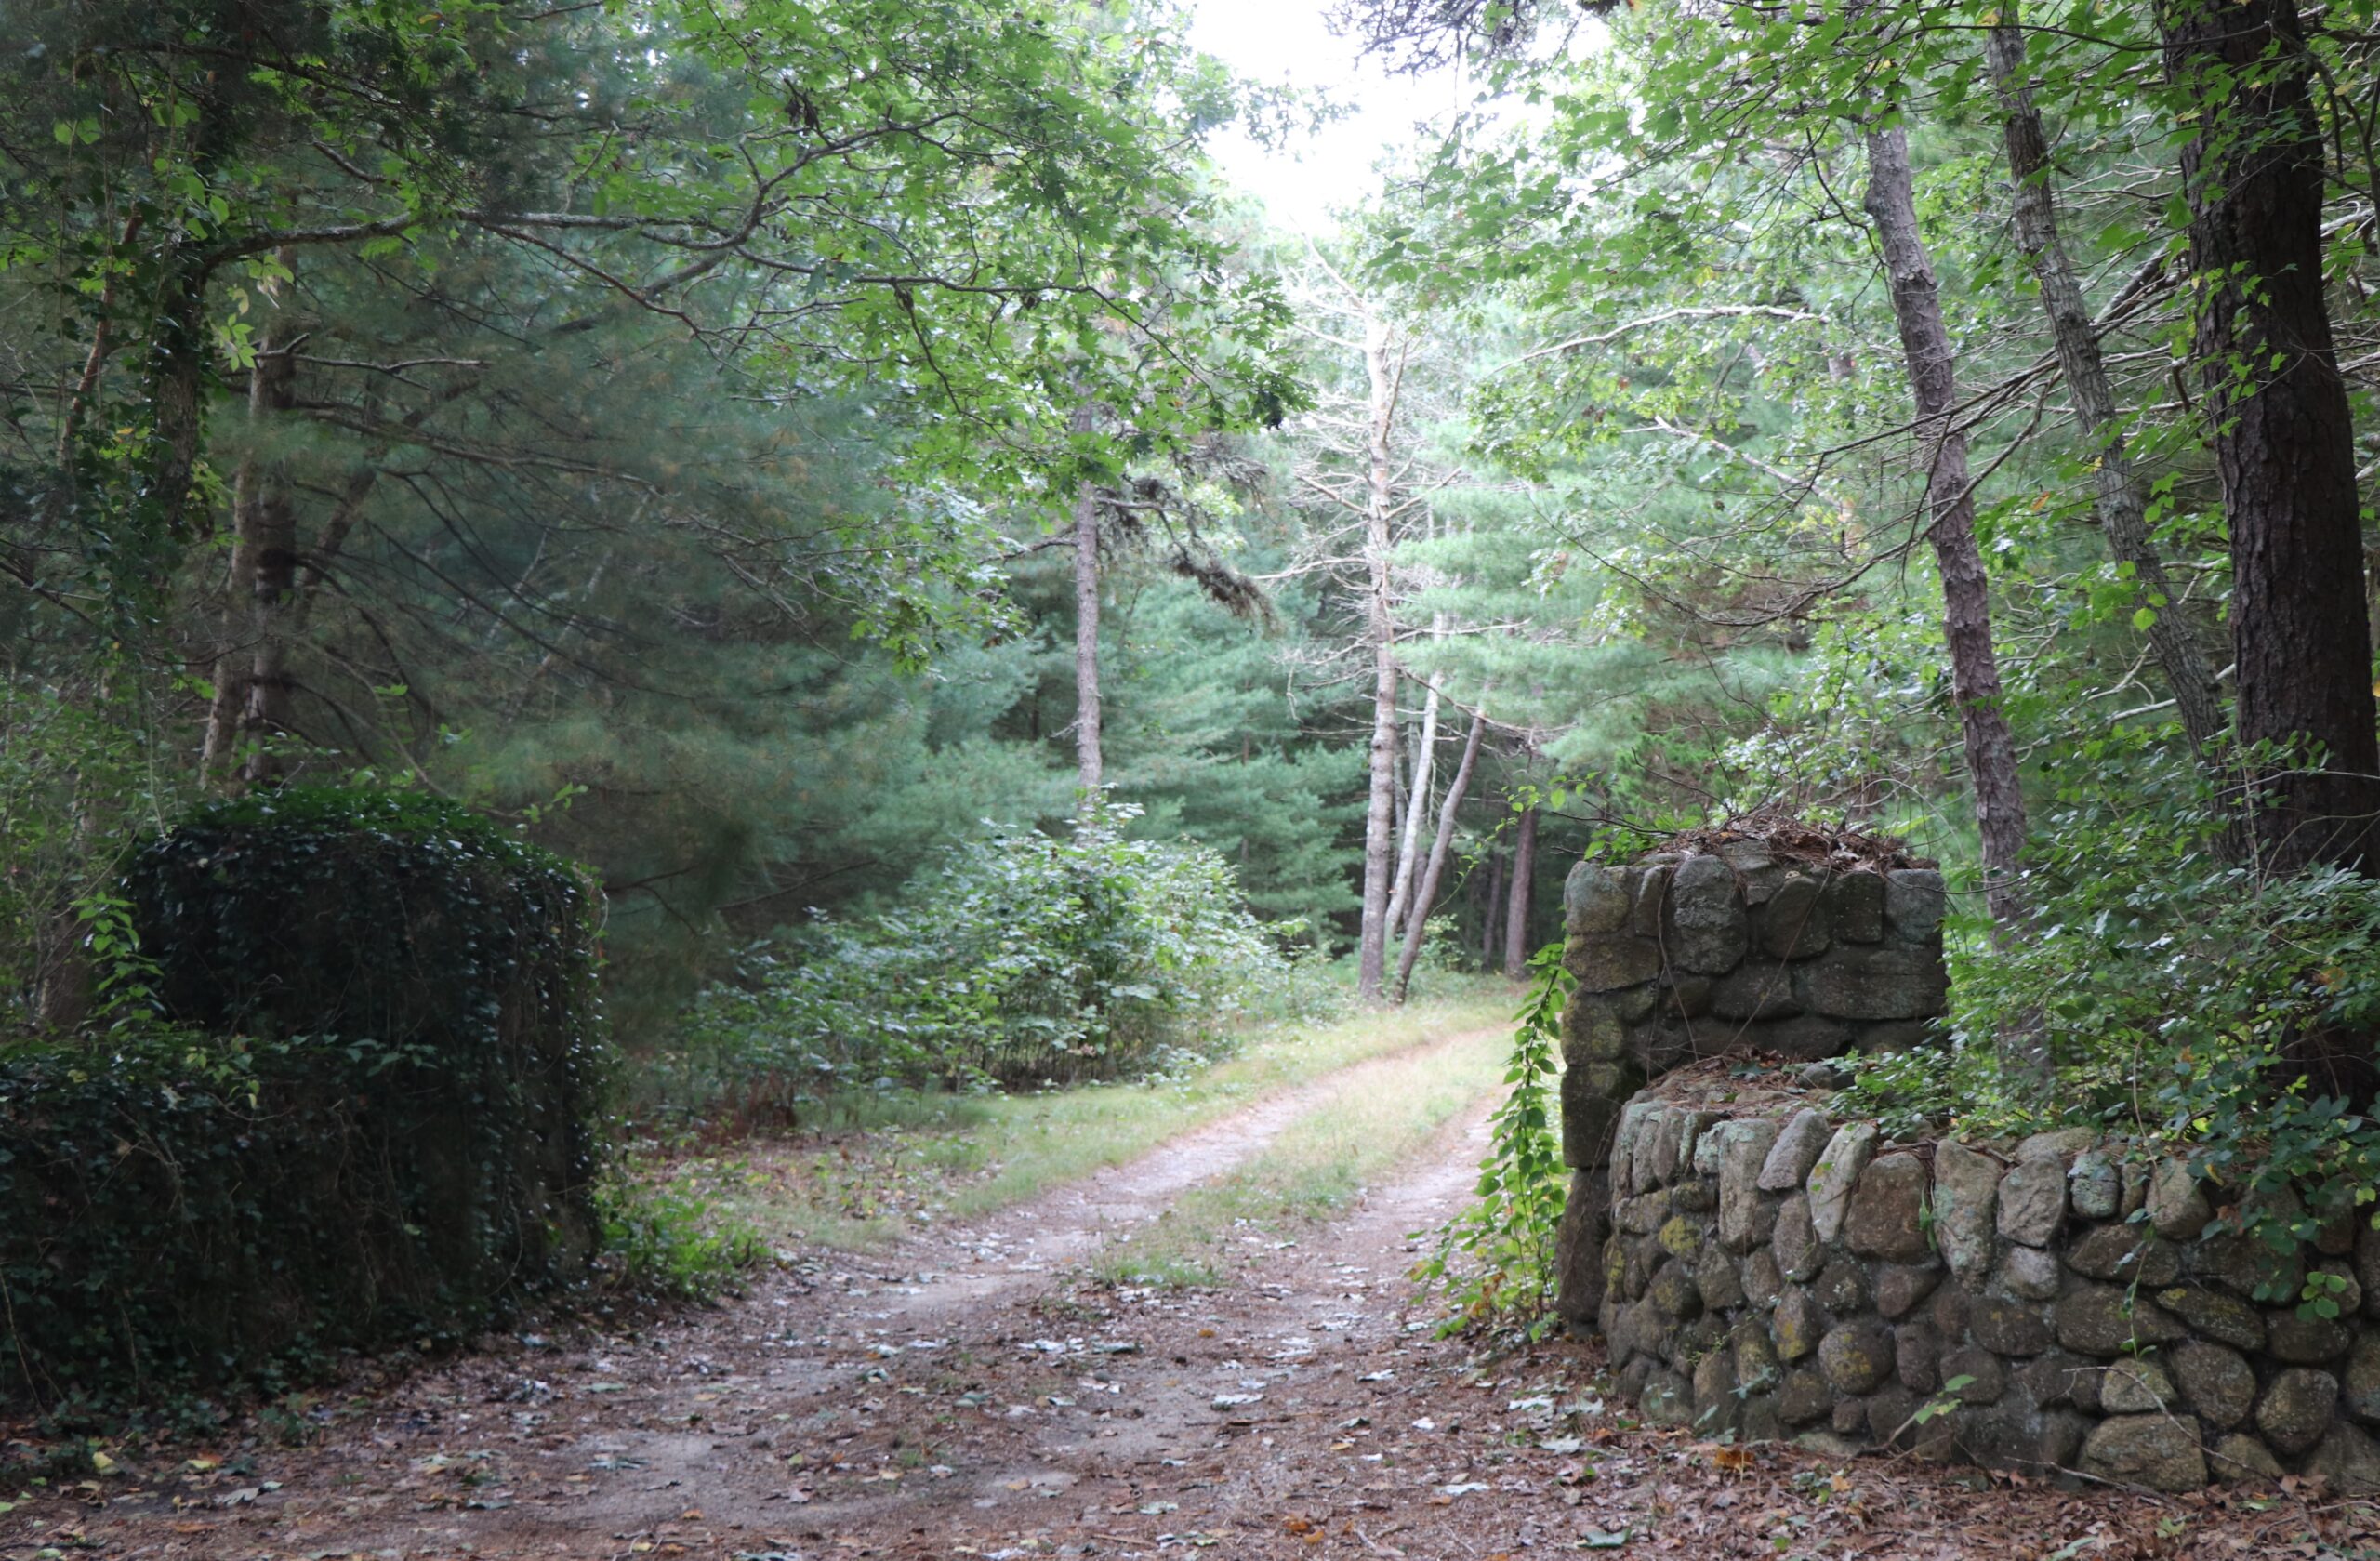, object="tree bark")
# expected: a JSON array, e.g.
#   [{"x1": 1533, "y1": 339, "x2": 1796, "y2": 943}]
[
  {"x1": 1503, "y1": 803, "x2": 1539, "y2": 978},
  {"x1": 202, "y1": 302, "x2": 301, "y2": 787},
  {"x1": 1069, "y1": 400, "x2": 1104, "y2": 819},
  {"x1": 1395, "y1": 701, "x2": 1488, "y2": 1002},
  {"x1": 1862, "y1": 123, "x2": 2030, "y2": 926},
  {"x1": 33, "y1": 876, "x2": 89, "y2": 1034},
  {"x1": 1072, "y1": 479, "x2": 1103, "y2": 805},
  {"x1": 1482, "y1": 843, "x2": 1505, "y2": 967},
  {"x1": 143, "y1": 250, "x2": 211, "y2": 550},
  {"x1": 1986, "y1": 13, "x2": 2227, "y2": 758},
  {"x1": 1355, "y1": 315, "x2": 1404, "y2": 1001},
  {"x1": 2162, "y1": 0, "x2": 2380, "y2": 876},
  {"x1": 1385, "y1": 639, "x2": 1444, "y2": 942}
]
